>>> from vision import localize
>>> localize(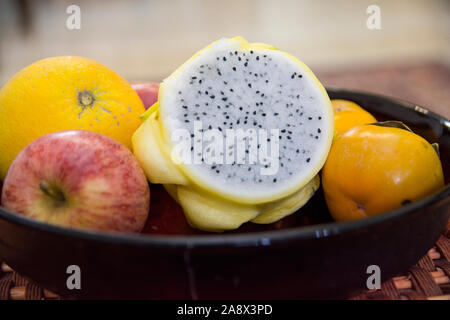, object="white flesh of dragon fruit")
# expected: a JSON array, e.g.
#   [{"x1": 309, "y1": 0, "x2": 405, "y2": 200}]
[{"x1": 159, "y1": 38, "x2": 333, "y2": 203}]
